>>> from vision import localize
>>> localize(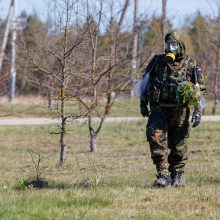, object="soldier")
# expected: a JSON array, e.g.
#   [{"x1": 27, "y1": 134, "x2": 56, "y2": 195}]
[{"x1": 140, "y1": 32, "x2": 206, "y2": 187}]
